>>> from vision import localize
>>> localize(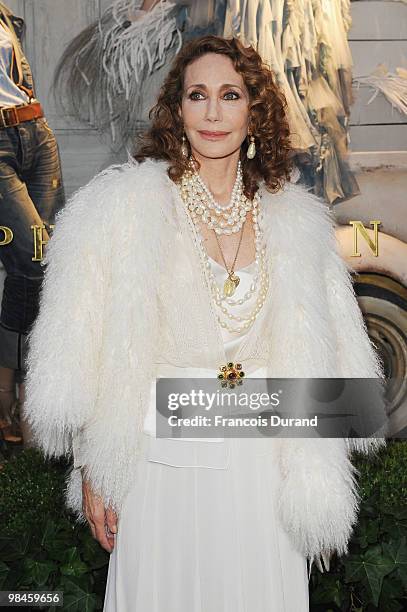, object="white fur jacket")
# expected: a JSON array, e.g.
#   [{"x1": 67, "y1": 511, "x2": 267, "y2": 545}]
[{"x1": 23, "y1": 157, "x2": 387, "y2": 573}]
